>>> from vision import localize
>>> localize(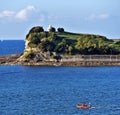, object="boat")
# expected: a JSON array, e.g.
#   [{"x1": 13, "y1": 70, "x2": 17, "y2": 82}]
[{"x1": 76, "y1": 103, "x2": 92, "y2": 109}]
